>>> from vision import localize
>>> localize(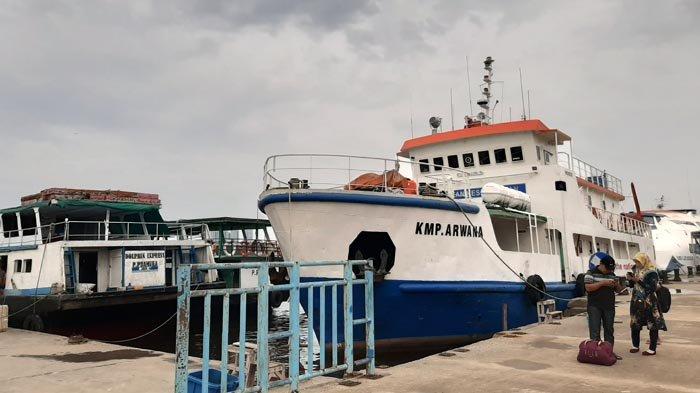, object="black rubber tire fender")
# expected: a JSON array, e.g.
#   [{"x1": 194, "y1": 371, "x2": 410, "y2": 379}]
[
  {"x1": 22, "y1": 314, "x2": 45, "y2": 332},
  {"x1": 524, "y1": 274, "x2": 547, "y2": 304}
]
